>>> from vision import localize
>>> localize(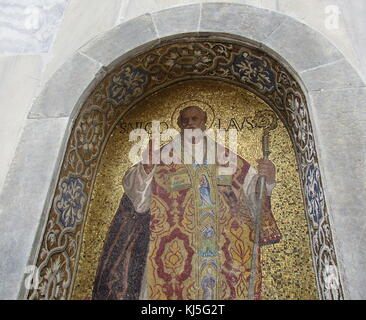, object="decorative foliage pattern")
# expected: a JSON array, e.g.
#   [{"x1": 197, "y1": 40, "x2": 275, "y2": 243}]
[
  {"x1": 233, "y1": 51, "x2": 275, "y2": 91},
  {"x1": 109, "y1": 65, "x2": 149, "y2": 104},
  {"x1": 27, "y1": 38, "x2": 343, "y2": 300},
  {"x1": 54, "y1": 175, "x2": 86, "y2": 228},
  {"x1": 305, "y1": 164, "x2": 324, "y2": 228}
]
